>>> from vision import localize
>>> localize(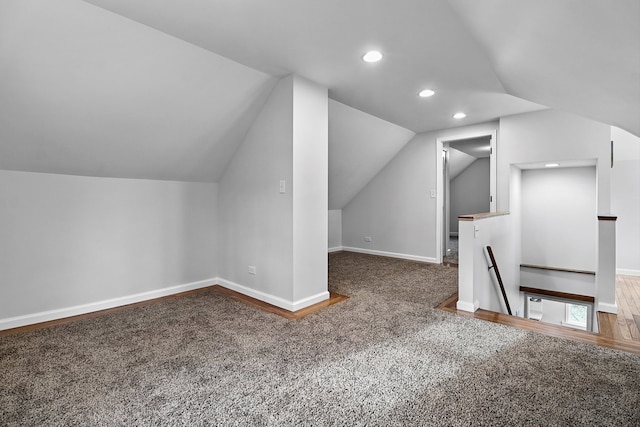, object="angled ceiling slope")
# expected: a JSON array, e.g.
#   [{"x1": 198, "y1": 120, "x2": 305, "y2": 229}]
[
  {"x1": 85, "y1": 0, "x2": 545, "y2": 134},
  {"x1": 449, "y1": 0, "x2": 640, "y2": 137},
  {"x1": 0, "y1": 0, "x2": 276, "y2": 182},
  {"x1": 329, "y1": 100, "x2": 415, "y2": 210}
]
